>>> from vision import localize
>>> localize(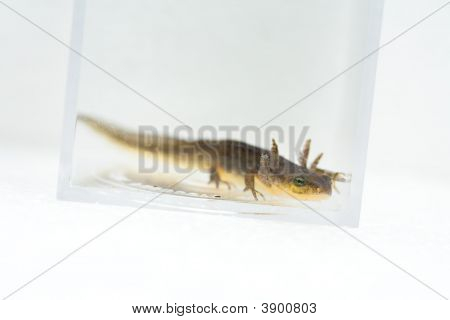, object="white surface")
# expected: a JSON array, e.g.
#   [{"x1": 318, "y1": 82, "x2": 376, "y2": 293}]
[
  {"x1": 0, "y1": 0, "x2": 449, "y2": 301},
  {"x1": 1, "y1": 146, "x2": 450, "y2": 301}
]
